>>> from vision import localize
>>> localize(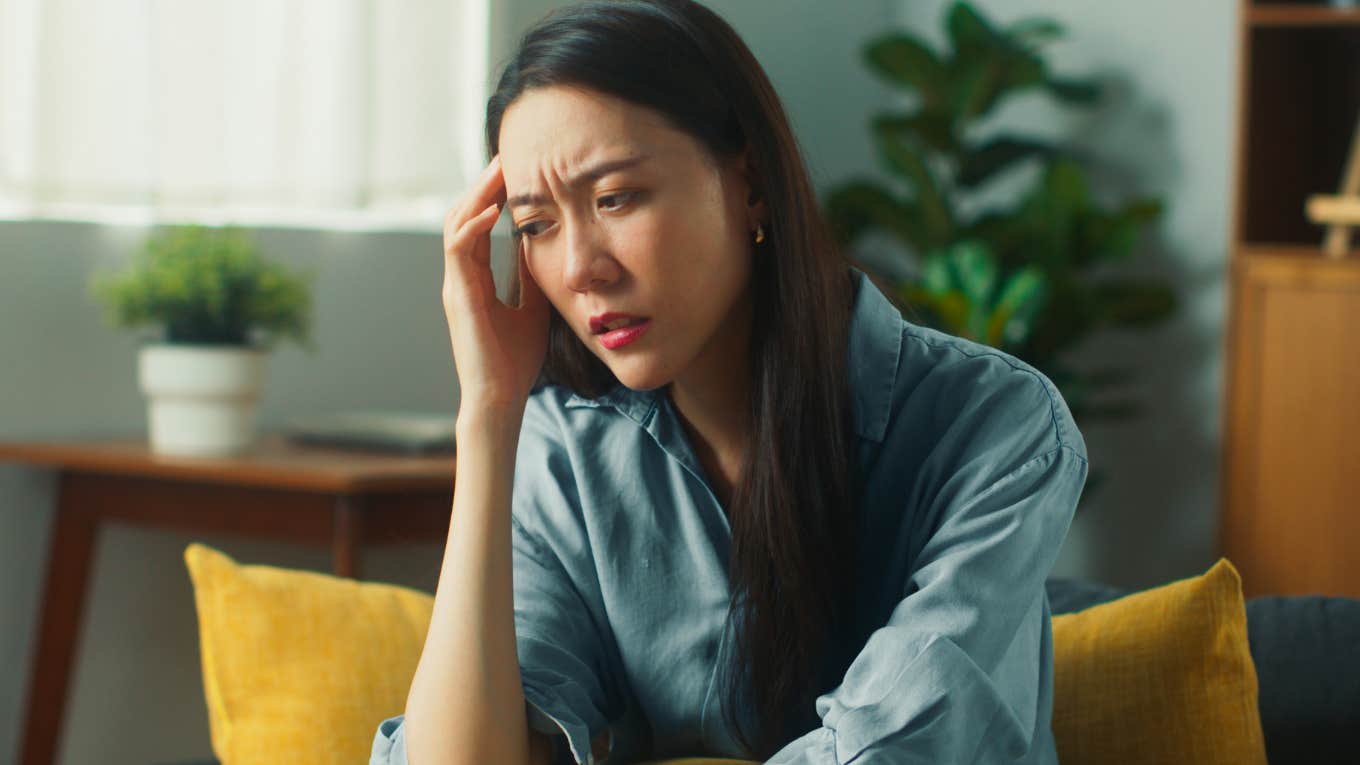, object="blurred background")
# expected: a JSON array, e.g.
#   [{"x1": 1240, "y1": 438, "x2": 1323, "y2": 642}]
[{"x1": 2, "y1": 0, "x2": 1356, "y2": 763}]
